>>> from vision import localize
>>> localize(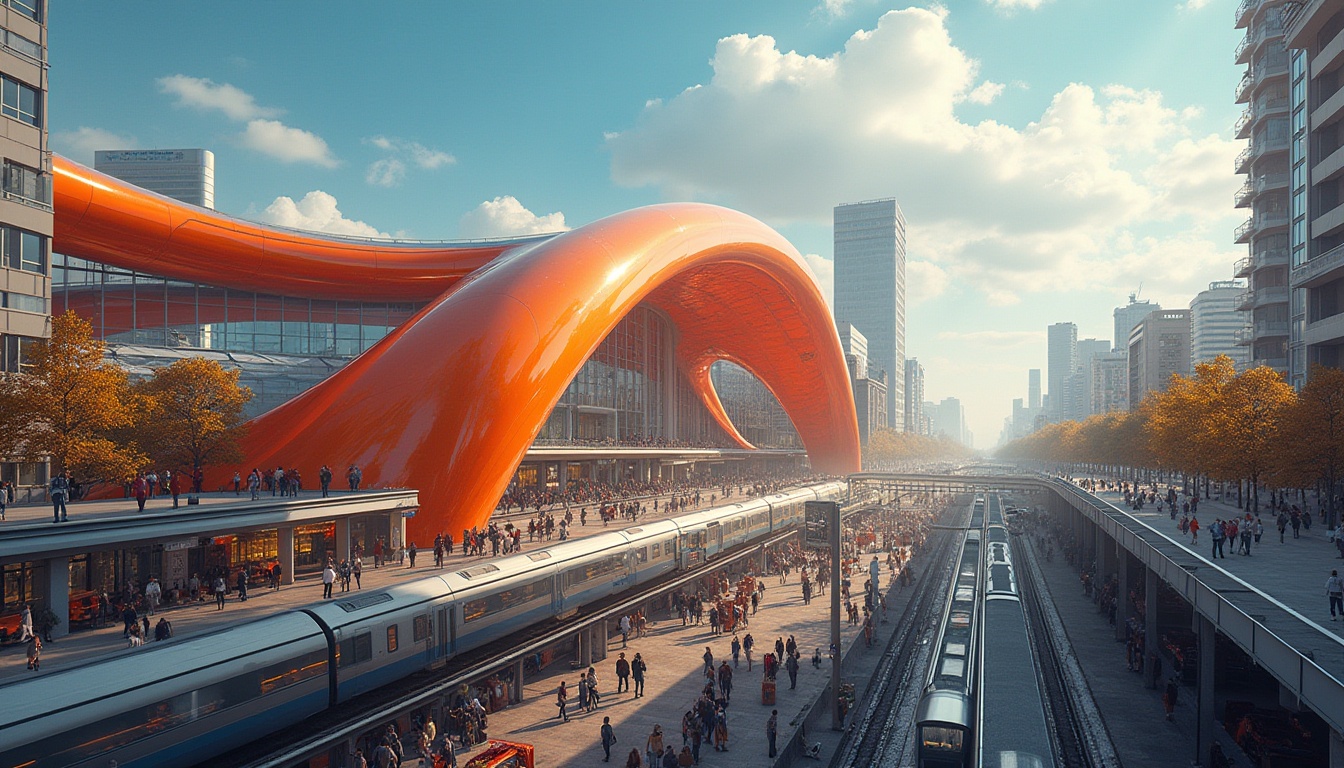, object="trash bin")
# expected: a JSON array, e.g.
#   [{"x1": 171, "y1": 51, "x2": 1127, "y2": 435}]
[{"x1": 762, "y1": 678, "x2": 776, "y2": 705}]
